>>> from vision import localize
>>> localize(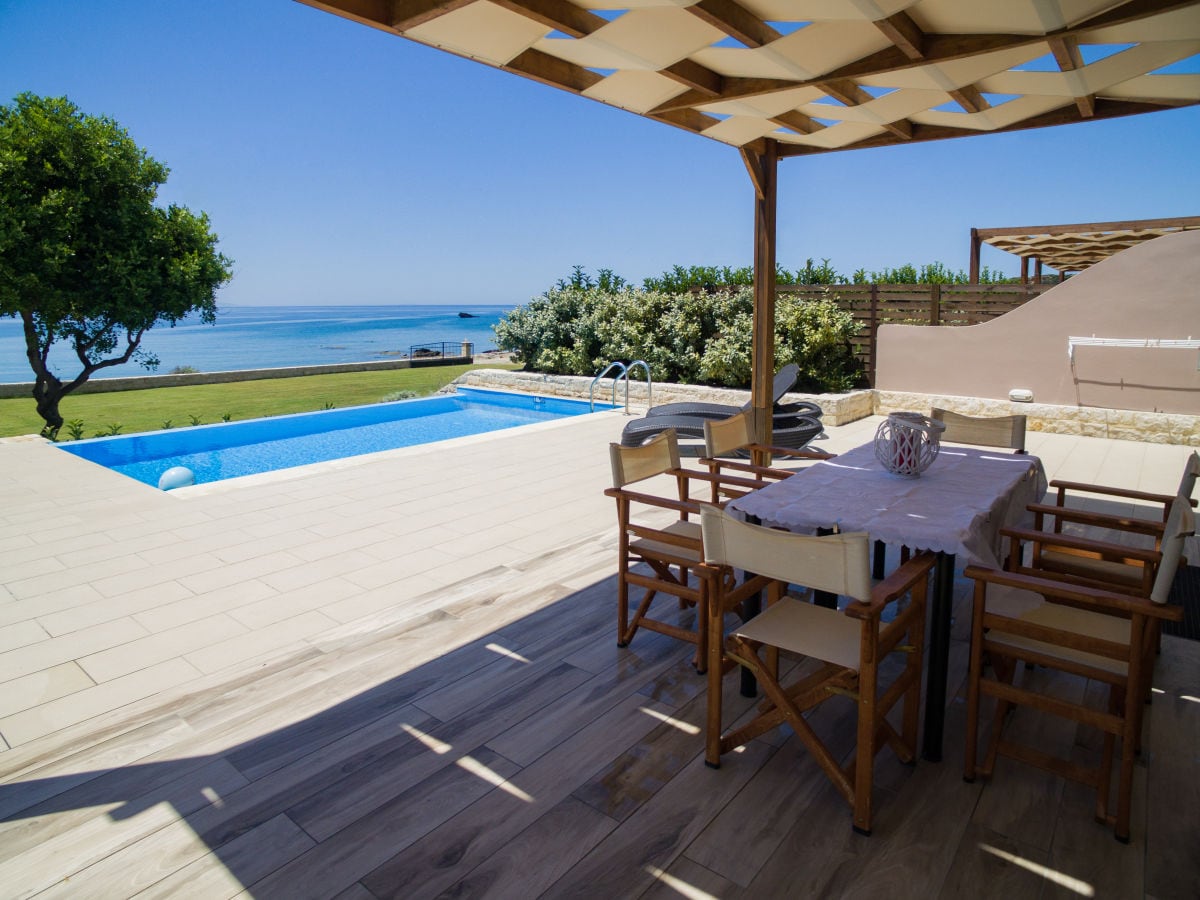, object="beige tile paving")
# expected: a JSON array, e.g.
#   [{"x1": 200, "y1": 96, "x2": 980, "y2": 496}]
[
  {"x1": 0, "y1": 620, "x2": 48, "y2": 654},
  {"x1": 0, "y1": 408, "x2": 1195, "y2": 751},
  {"x1": 0, "y1": 658, "x2": 202, "y2": 746},
  {"x1": 0, "y1": 663, "x2": 93, "y2": 719}
]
